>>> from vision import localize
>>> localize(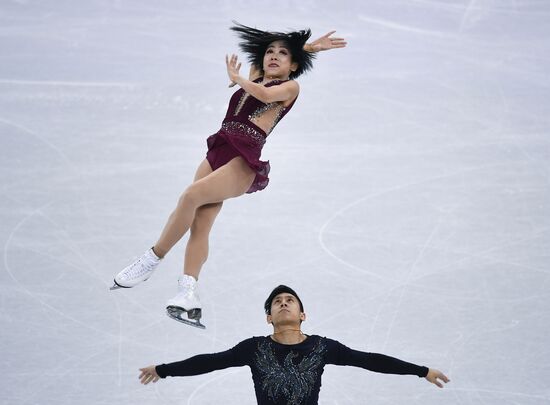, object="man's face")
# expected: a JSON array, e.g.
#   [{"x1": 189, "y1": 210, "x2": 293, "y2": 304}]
[{"x1": 267, "y1": 293, "x2": 305, "y2": 326}]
